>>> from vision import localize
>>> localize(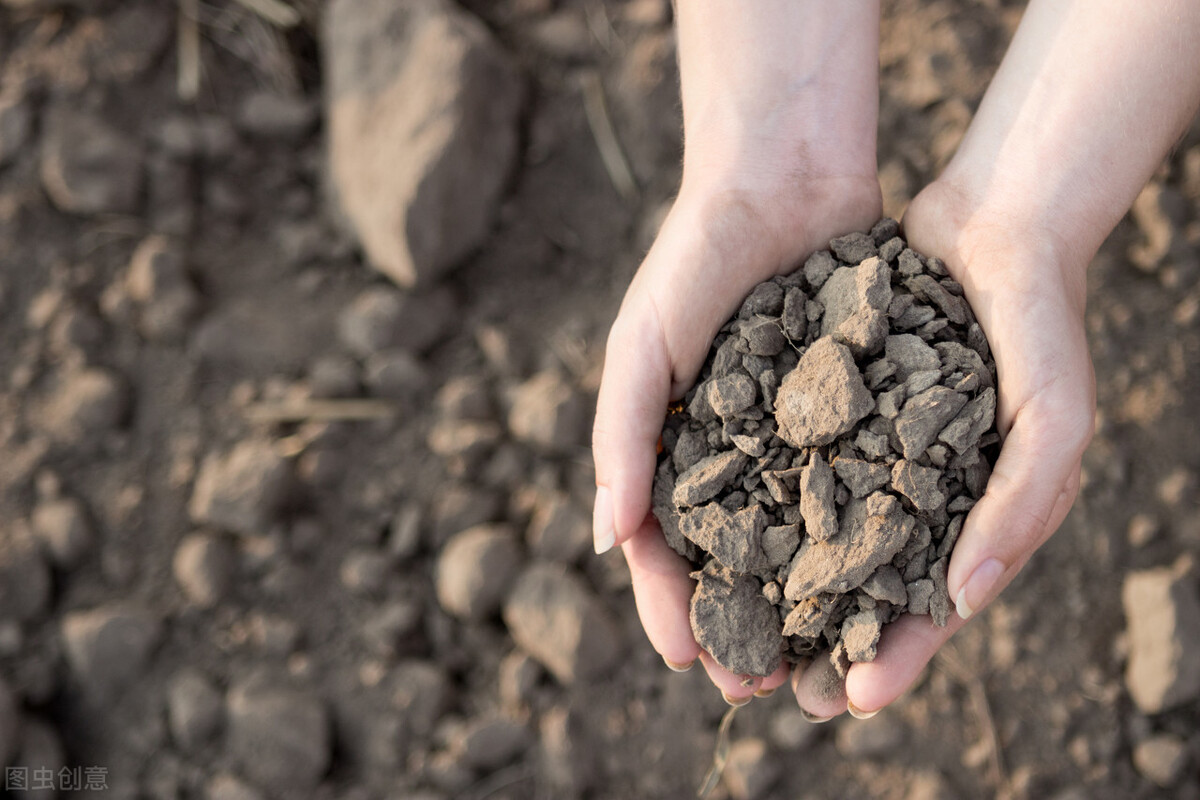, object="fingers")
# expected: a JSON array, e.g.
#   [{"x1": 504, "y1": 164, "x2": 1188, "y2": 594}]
[
  {"x1": 837, "y1": 470, "x2": 1079, "y2": 715},
  {"x1": 699, "y1": 653, "x2": 763, "y2": 705},
  {"x1": 790, "y1": 655, "x2": 848, "y2": 721},
  {"x1": 622, "y1": 515, "x2": 792, "y2": 703},
  {"x1": 592, "y1": 298, "x2": 673, "y2": 553},
  {"x1": 841, "y1": 613, "x2": 964, "y2": 716},
  {"x1": 621, "y1": 515, "x2": 703, "y2": 670},
  {"x1": 946, "y1": 390, "x2": 1092, "y2": 620},
  {"x1": 757, "y1": 661, "x2": 790, "y2": 696}
]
